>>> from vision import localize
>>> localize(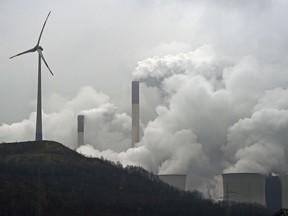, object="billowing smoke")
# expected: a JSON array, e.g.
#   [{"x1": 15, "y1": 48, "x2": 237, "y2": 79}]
[
  {"x1": 0, "y1": 86, "x2": 131, "y2": 152},
  {"x1": 224, "y1": 88, "x2": 288, "y2": 174},
  {"x1": 80, "y1": 103, "x2": 131, "y2": 152},
  {"x1": 79, "y1": 44, "x2": 288, "y2": 198}
]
